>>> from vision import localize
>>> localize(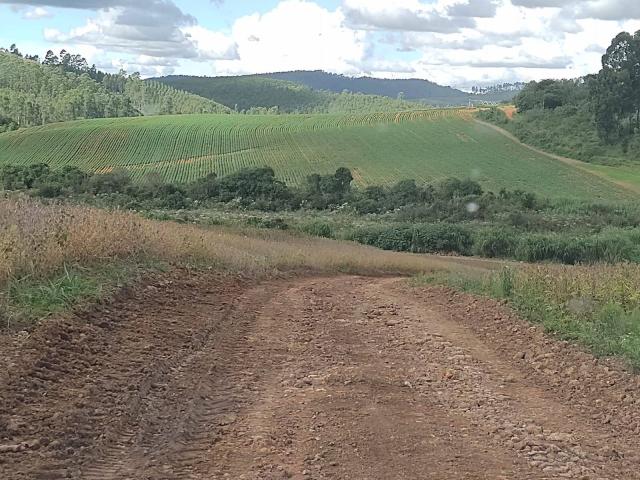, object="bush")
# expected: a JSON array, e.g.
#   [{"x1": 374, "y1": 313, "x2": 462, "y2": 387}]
[
  {"x1": 89, "y1": 169, "x2": 132, "y2": 194},
  {"x1": 348, "y1": 223, "x2": 473, "y2": 255},
  {"x1": 514, "y1": 232, "x2": 636, "y2": 265},
  {"x1": 474, "y1": 228, "x2": 518, "y2": 258},
  {"x1": 247, "y1": 217, "x2": 289, "y2": 230},
  {"x1": 34, "y1": 183, "x2": 63, "y2": 198},
  {"x1": 477, "y1": 107, "x2": 509, "y2": 125},
  {"x1": 299, "y1": 221, "x2": 334, "y2": 238},
  {"x1": 187, "y1": 172, "x2": 219, "y2": 201},
  {"x1": 409, "y1": 223, "x2": 474, "y2": 255}
]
